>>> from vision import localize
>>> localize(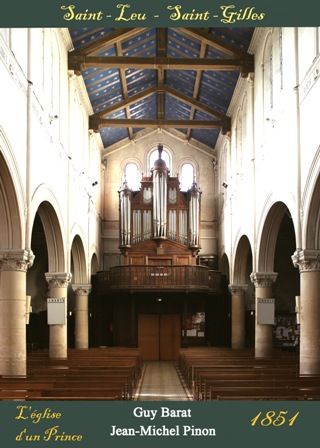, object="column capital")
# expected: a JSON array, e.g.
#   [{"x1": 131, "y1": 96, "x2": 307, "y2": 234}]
[
  {"x1": 72, "y1": 284, "x2": 92, "y2": 295},
  {"x1": 250, "y1": 272, "x2": 278, "y2": 287},
  {"x1": 228, "y1": 284, "x2": 248, "y2": 295},
  {"x1": 0, "y1": 249, "x2": 34, "y2": 272},
  {"x1": 292, "y1": 249, "x2": 320, "y2": 272},
  {"x1": 45, "y1": 272, "x2": 72, "y2": 288}
]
